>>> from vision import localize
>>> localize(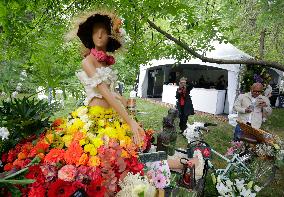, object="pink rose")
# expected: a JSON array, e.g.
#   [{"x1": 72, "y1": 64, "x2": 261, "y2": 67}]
[{"x1": 58, "y1": 165, "x2": 77, "y2": 182}]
